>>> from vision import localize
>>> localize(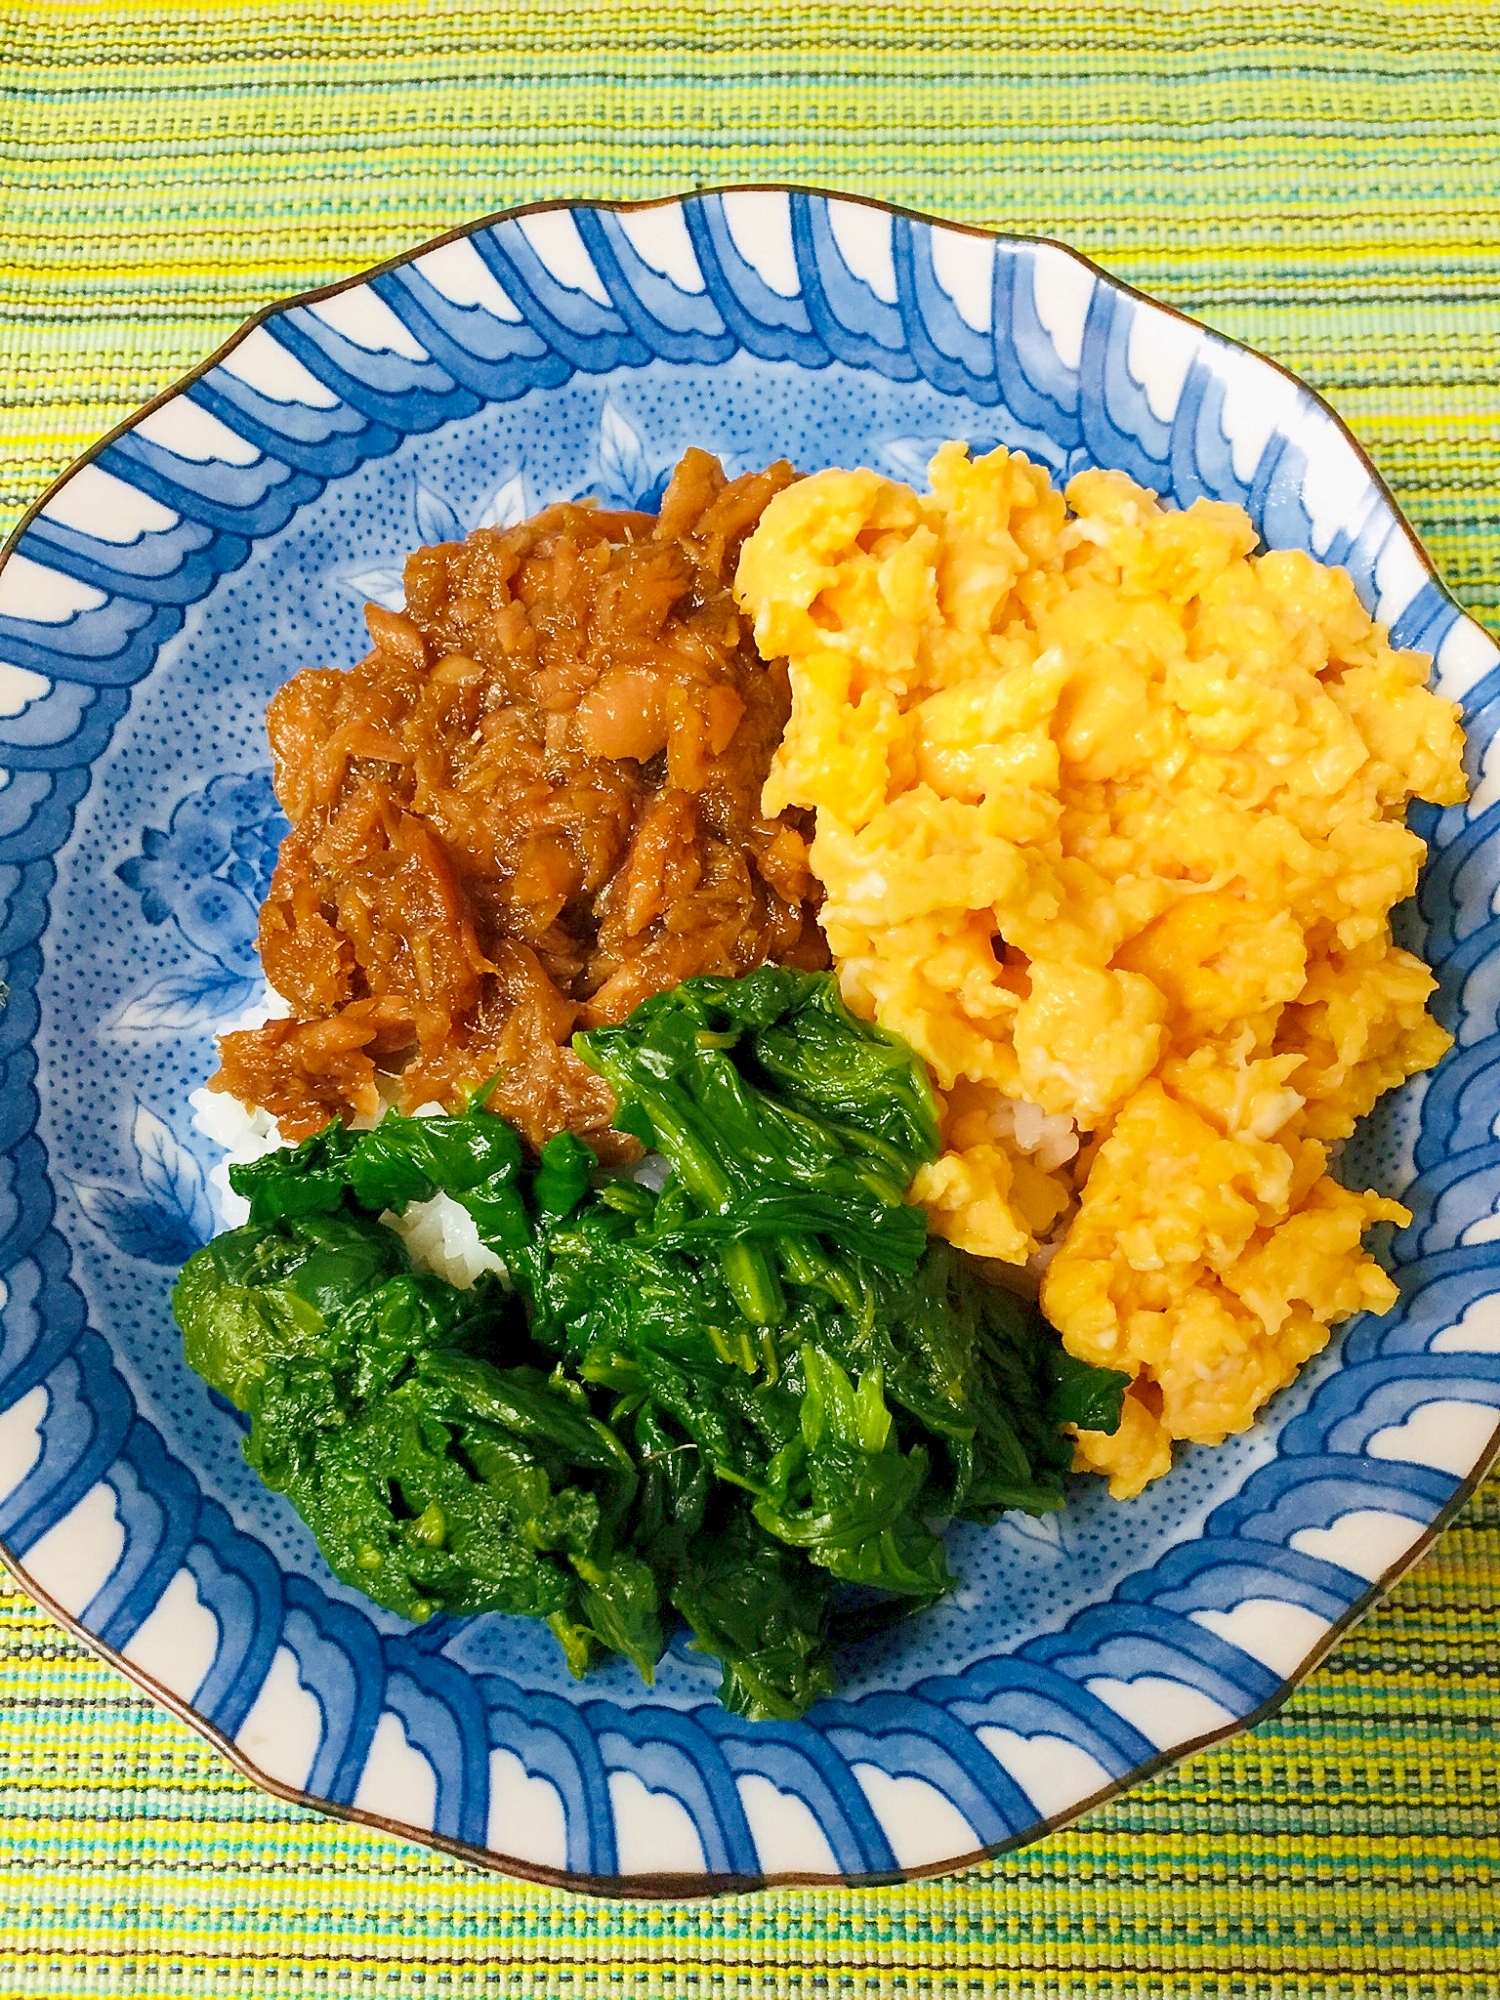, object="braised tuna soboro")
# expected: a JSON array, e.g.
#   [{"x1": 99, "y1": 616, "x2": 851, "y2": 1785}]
[{"x1": 211, "y1": 449, "x2": 828, "y2": 1155}]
